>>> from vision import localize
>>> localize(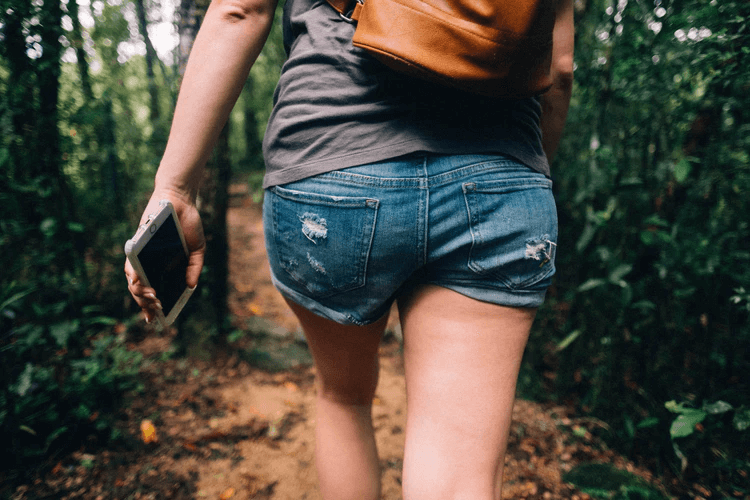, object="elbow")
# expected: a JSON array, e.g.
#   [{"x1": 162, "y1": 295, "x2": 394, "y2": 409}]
[
  {"x1": 552, "y1": 54, "x2": 574, "y2": 92},
  {"x1": 211, "y1": 0, "x2": 277, "y2": 24}
]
